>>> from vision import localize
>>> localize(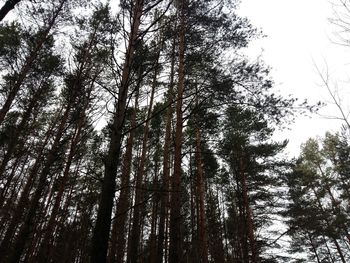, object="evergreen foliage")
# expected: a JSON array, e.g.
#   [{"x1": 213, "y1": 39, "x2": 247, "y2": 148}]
[{"x1": 0, "y1": 1, "x2": 338, "y2": 263}]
